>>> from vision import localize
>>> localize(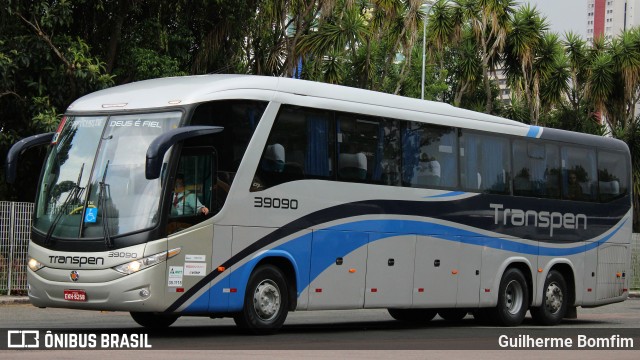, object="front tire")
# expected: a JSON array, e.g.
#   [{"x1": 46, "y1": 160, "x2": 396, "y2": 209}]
[
  {"x1": 531, "y1": 270, "x2": 568, "y2": 325},
  {"x1": 492, "y1": 268, "x2": 529, "y2": 326},
  {"x1": 130, "y1": 312, "x2": 179, "y2": 328},
  {"x1": 233, "y1": 265, "x2": 289, "y2": 335}
]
